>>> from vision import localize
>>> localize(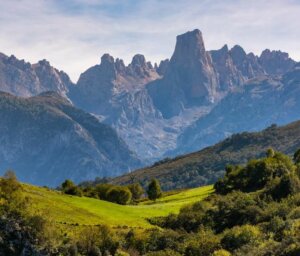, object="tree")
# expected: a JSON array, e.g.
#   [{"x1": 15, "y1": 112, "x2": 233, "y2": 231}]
[
  {"x1": 147, "y1": 179, "x2": 162, "y2": 201},
  {"x1": 294, "y1": 148, "x2": 300, "y2": 164},
  {"x1": 61, "y1": 179, "x2": 82, "y2": 196},
  {"x1": 0, "y1": 170, "x2": 25, "y2": 215},
  {"x1": 127, "y1": 183, "x2": 144, "y2": 201},
  {"x1": 106, "y1": 186, "x2": 132, "y2": 205},
  {"x1": 266, "y1": 148, "x2": 275, "y2": 158}
]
